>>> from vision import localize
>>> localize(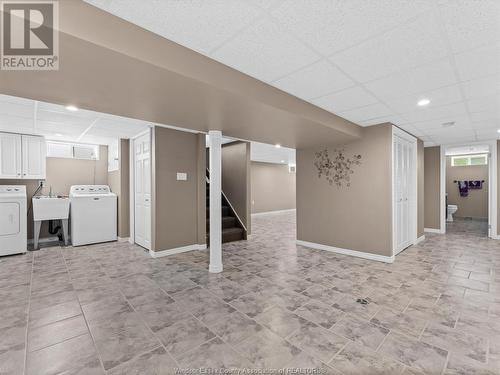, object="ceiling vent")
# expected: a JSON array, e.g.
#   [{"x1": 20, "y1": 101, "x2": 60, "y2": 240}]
[{"x1": 442, "y1": 121, "x2": 455, "y2": 128}]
